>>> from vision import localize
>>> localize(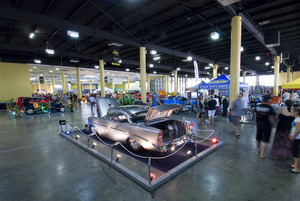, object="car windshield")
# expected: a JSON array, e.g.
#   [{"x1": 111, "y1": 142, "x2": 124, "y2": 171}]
[{"x1": 130, "y1": 111, "x2": 147, "y2": 123}]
